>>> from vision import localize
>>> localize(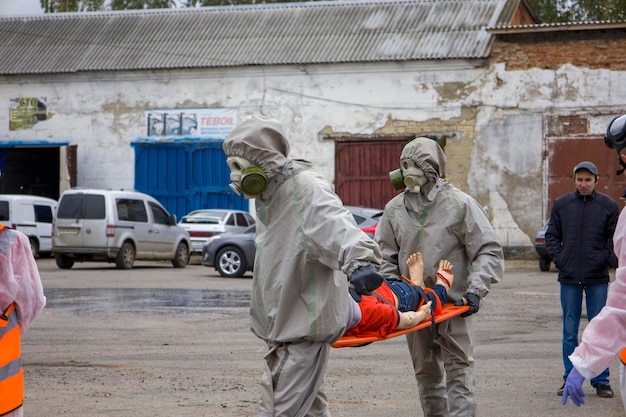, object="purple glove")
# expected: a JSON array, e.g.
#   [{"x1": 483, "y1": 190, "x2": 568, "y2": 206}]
[{"x1": 562, "y1": 367, "x2": 585, "y2": 406}]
